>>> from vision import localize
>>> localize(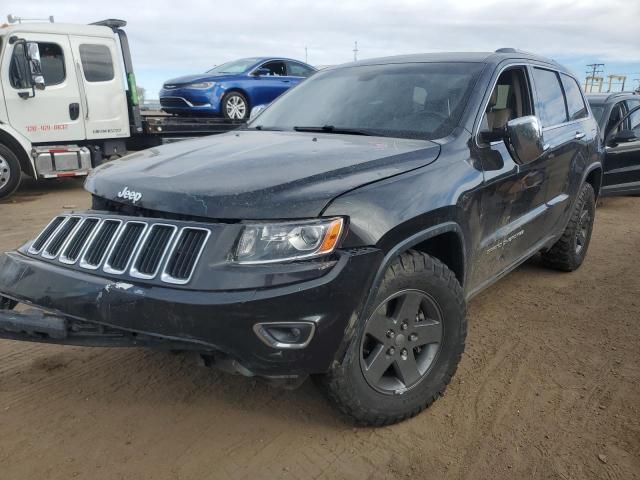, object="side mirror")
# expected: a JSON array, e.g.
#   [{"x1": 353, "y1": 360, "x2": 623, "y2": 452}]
[
  {"x1": 505, "y1": 115, "x2": 546, "y2": 165},
  {"x1": 252, "y1": 67, "x2": 271, "y2": 77},
  {"x1": 610, "y1": 129, "x2": 638, "y2": 144},
  {"x1": 249, "y1": 103, "x2": 269, "y2": 120},
  {"x1": 26, "y1": 42, "x2": 45, "y2": 90}
]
